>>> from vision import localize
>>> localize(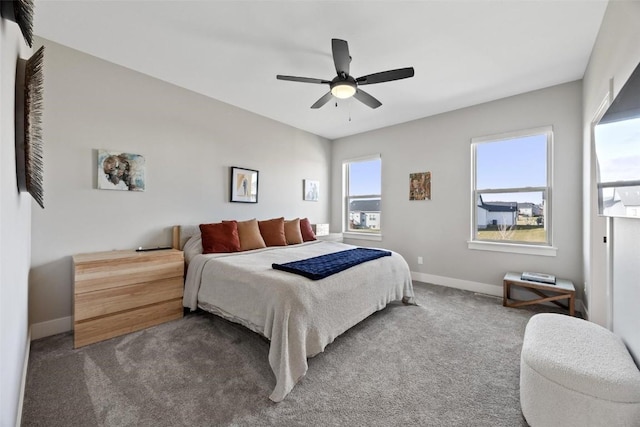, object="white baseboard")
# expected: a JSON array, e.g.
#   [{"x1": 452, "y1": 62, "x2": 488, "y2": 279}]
[
  {"x1": 30, "y1": 316, "x2": 72, "y2": 341},
  {"x1": 411, "y1": 271, "x2": 503, "y2": 297},
  {"x1": 16, "y1": 327, "x2": 31, "y2": 427},
  {"x1": 27, "y1": 278, "x2": 587, "y2": 342},
  {"x1": 411, "y1": 271, "x2": 585, "y2": 315}
]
